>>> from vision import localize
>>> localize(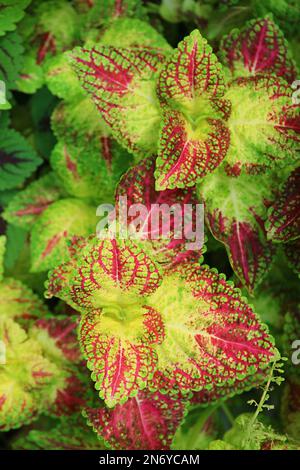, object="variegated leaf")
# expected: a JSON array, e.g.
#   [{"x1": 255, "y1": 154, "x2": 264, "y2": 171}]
[
  {"x1": 47, "y1": 237, "x2": 163, "y2": 311},
  {"x1": 0, "y1": 317, "x2": 58, "y2": 430},
  {"x1": 84, "y1": 389, "x2": 187, "y2": 450},
  {"x1": 198, "y1": 168, "x2": 276, "y2": 292},
  {"x1": 155, "y1": 29, "x2": 231, "y2": 189},
  {"x1": 3, "y1": 172, "x2": 64, "y2": 230},
  {"x1": 0, "y1": 277, "x2": 49, "y2": 320},
  {"x1": 155, "y1": 109, "x2": 230, "y2": 190},
  {"x1": 79, "y1": 307, "x2": 164, "y2": 407},
  {"x1": 50, "y1": 138, "x2": 132, "y2": 204},
  {"x1": 220, "y1": 16, "x2": 296, "y2": 83},
  {"x1": 266, "y1": 167, "x2": 300, "y2": 243},
  {"x1": 30, "y1": 317, "x2": 81, "y2": 364},
  {"x1": 148, "y1": 262, "x2": 275, "y2": 392},
  {"x1": 30, "y1": 198, "x2": 98, "y2": 273},
  {"x1": 49, "y1": 237, "x2": 275, "y2": 407},
  {"x1": 71, "y1": 45, "x2": 166, "y2": 158},
  {"x1": 32, "y1": 1, "x2": 79, "y2": 65},
  {"x1": 29, "y1": 316, "x2": 86, "y2": 417},
  {"x1": 223, "y1": 76, "x2": 300, "y2": 175},
  {"x1": 116, "y1": 156, "x2": 202, "y2": 265}
]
